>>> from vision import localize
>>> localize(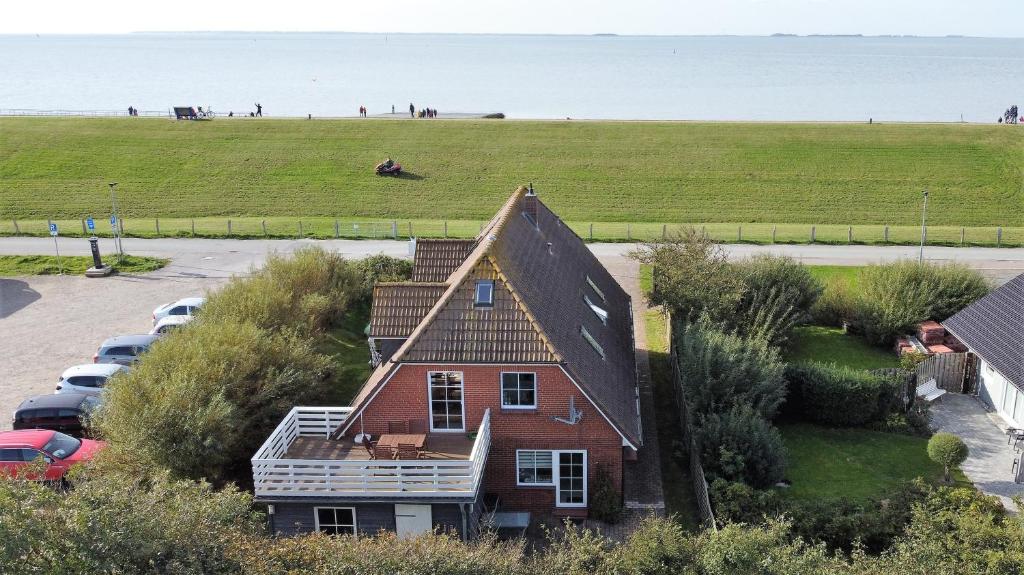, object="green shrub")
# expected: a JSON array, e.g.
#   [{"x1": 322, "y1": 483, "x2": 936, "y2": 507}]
[
  {"x1": 605, "y1": 516, "x2": 695, "y2": 575},
  {"x1": 731, "y1": 255, "x2": 822, "y2": 347},
  {"x1": 850, "y1": 262, "x2": 989, "y2": 345},
  {"x1": 810, "y1": 280, "x2": 856, "y2": 327},
  {"x1": 201, "y1": 247, "x2": 364, "y2": 334},
  {"x1": 95, "y1": 318, "x2": 331, "y2": 483},
  {"x1": 697, "y1": 405, "x2": 787, "y2": 488},
  {"x1": 783, "y1": 362, "x2": 902, "y2": 426},
  {"x1": 675, "y1": 319, "x2": 787, "y2": 420},
  {"x1": 356, "y1": 254, "x2": 413, "y2": 295},
  {"x1": 927, "y1": 433, "x2": 968, "y2": 483},
  {"x1": 588, "y1": 465, "x2": 623, "y2": 524}
]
